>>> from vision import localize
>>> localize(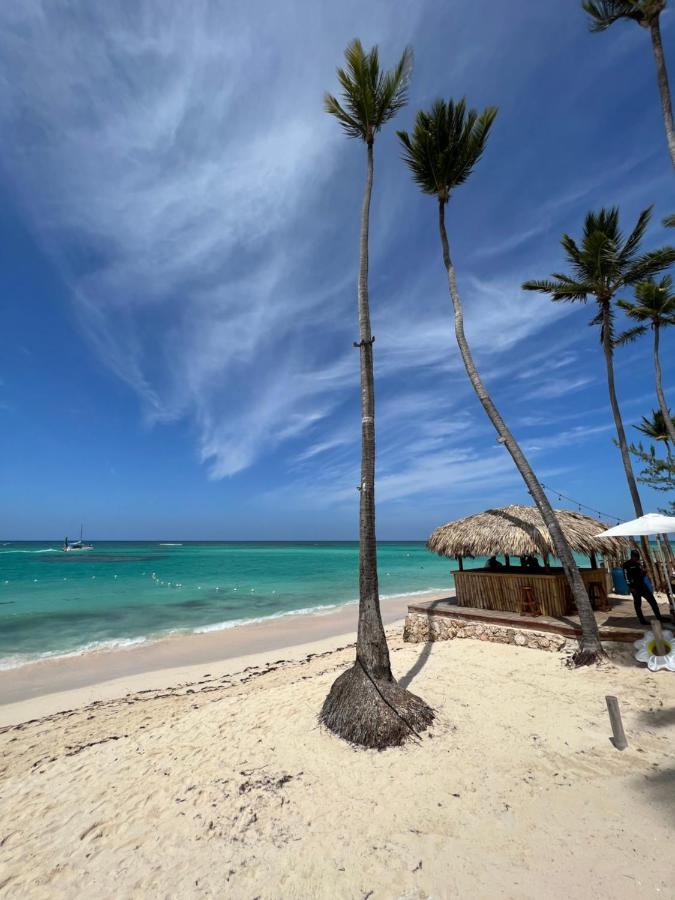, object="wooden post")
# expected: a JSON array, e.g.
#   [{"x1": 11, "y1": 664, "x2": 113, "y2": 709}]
[
  {"x1": 457, "y1": 556, "x2": 464, "y2": 572},
  {"x1": 504, "y1": 554, "x2": 510, "y2": 568},
  {"x1": 605, "y1": 696, "x2": 627, "y2": 751},
  {"x1": 543, "y1": 553, "x2": 550, "y2": 570},
  {"x1": 590, "y1": 552, "x2": 598, "y2": 570},
  {"x1": 652, "y1": 619, "x2": 667, "y2": 657}
]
